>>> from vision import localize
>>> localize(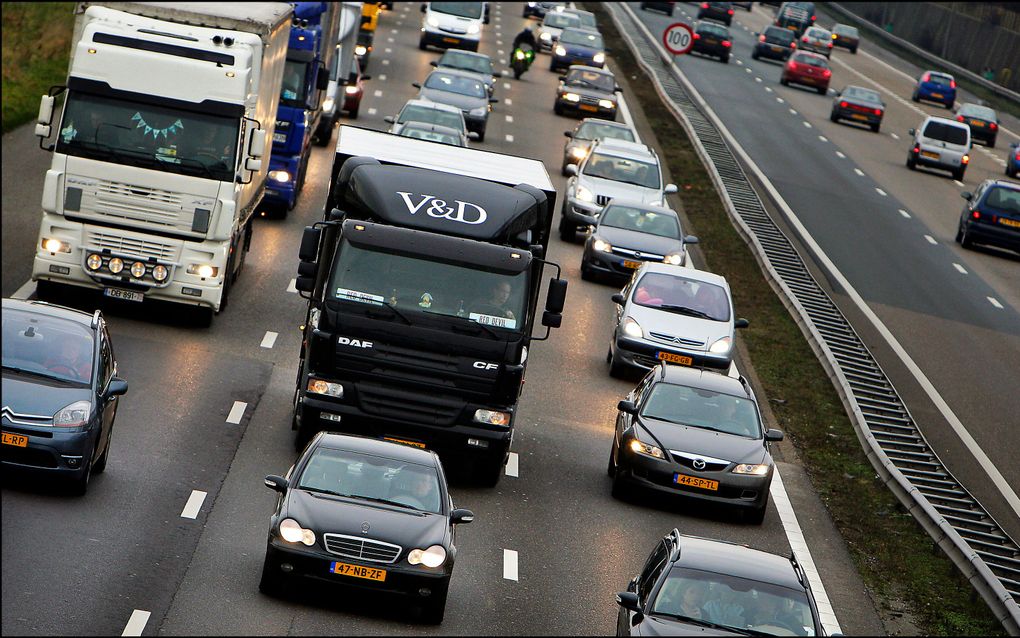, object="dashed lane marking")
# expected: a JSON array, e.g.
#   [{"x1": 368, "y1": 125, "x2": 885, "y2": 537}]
[
  {"x1": 899, "y1": 209, "x2": 911, "y2": 218},
  {"x1": 764, "y1": 86, "x2": 773, "y2": 92},
  {"x1": 953, "y1": 180, "x2": 965, "y2": 187},
  {"x1": 506, "y1": 115, "x2": 513, "y2": 123},
  {"x1": 754, "y1": 77, "x2": 762, "y2": 83},
  {"x1": 367, "y1": 107, "x2": 377, "y2": 115},
  {"x1": 890, "y1": 132, "x2": 899, "y2": 140},
  {"x1": 505, "y1": 134, "x2": 514, "y2": 142},
  {"x1": 378, "y1": 74, "x2": 387, "y2": 81},
  {"x1": 180, "y1": 490, "x2": 208, "y2": 519},
  {"x1": 373, "y1": 89, "x2": 383, "y2": 97},
  {"x1": 503, "y1": 82, "x2": 512, "y2": 90},
  {"x1": 226, "y1": 401, "x2": 247, "y2": 425},
  {"x1": 505, "y1": 98, "x2": 512, "y2": 105},
  {"x1": 385, "y1": 47, "x2": 392, "y2": 53},
  {"x1": 818, "y1": 135, "x2": 827, "y2": 142},
  {"x1": 924, "y1": 235, "x2": 937, "y2": 245},
  {"x1": 382, "y1": 59, "x2": 390, "y2": 66},
  {"x1": 788, "y1": 108, "x2": 797, "y2": 115},
  {"x1": 988, "y1": 297, "x2": 1003, "y2": 309},
  {"x1": 854, "y1": 168, "x2": 865, "y2": 176},
  {"x1": 876, "y1": 188, "x2": 887, "y2": 196},
  {"x1": 776, "y1": 97, "x2": 784, "y2": 103},
  {"x1": 802, "y1": 121, "x2": 811, "y2": 128},
  {"x1": 287, "y1": 278, "x2": 297, "y2": 293},
  {"x1": 506, "y1": 452, "x2": 519, "y2": 477},
  {"x1": 260, "y1": 331, "x2": 278, "y2": 349},
  {"x1": 122, "y1": 610, "x2": 150, "y2": 637},
  {"x1": 953, "y1": 263, "x2": 968, "y2": 274},
  {"x1": 503, "y1": 549, "x2": 519, "y2": 581},
  {"x1": 835, "y1": 151, "x2": 846, "y2": 158}
]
